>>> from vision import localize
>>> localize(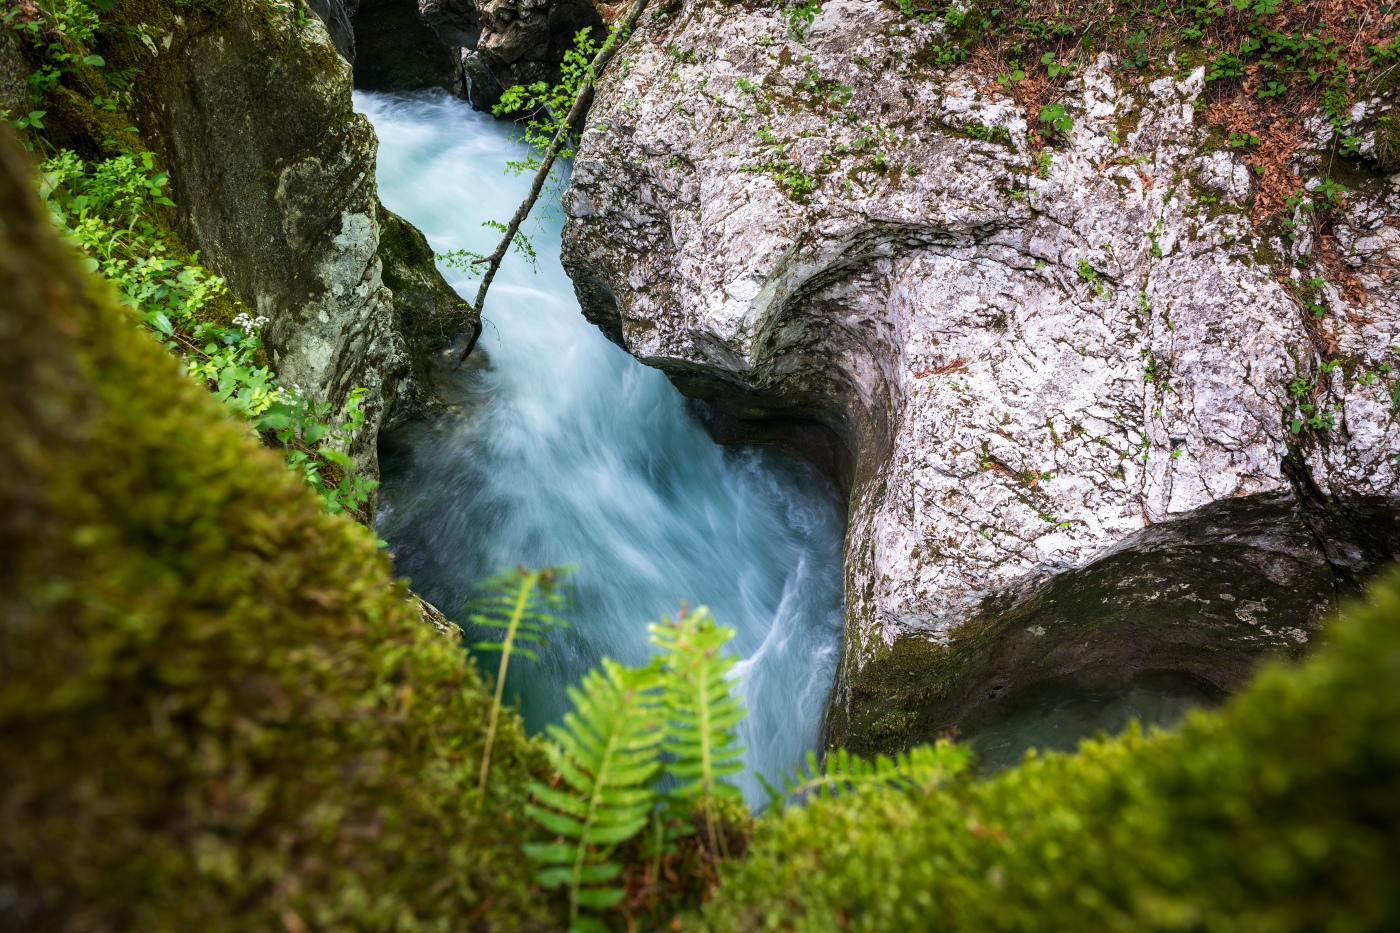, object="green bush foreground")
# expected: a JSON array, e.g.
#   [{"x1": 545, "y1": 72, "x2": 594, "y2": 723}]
[
  {"x1": 702, "y1": 596, "x2": 1400, "y2": 929},
  {"x1": 2, "y1": 104, "x2": 1400, "y2": 932},
  {"x1": 0, "y1": 124, "x2": 556, "y2": 931}
]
